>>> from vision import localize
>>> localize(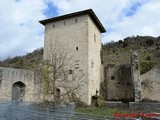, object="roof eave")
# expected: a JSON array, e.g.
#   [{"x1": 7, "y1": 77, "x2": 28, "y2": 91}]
[{"x1": 39, "y1": 9, "x2": 106, "y2": 33}]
